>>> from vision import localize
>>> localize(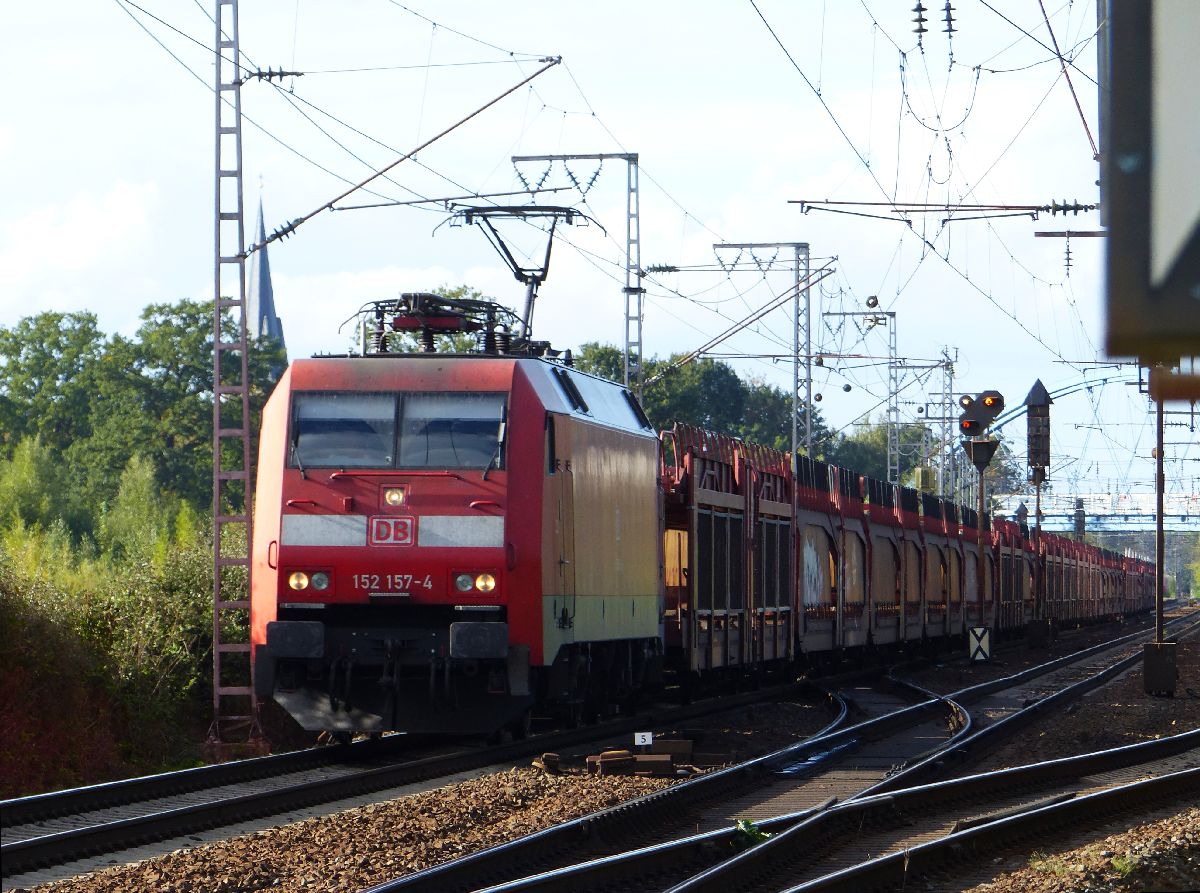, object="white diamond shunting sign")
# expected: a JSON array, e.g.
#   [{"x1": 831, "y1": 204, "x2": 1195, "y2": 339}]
[{"x1": 1105, "y1": 0, "x2": 1200, "y2": 360}]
